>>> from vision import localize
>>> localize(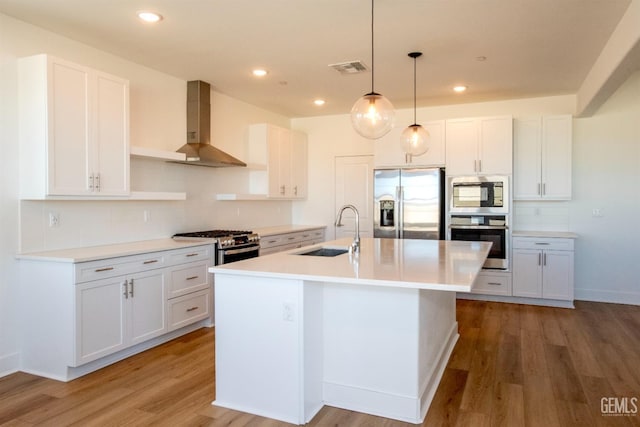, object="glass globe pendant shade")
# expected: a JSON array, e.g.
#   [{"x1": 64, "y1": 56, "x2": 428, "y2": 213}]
[
  {"x1": 350, "y1": 92, "x2": 395, "y2": 139},
  {"x1": 401, "y1": 124, "x2": 430, "y2": 156}
]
